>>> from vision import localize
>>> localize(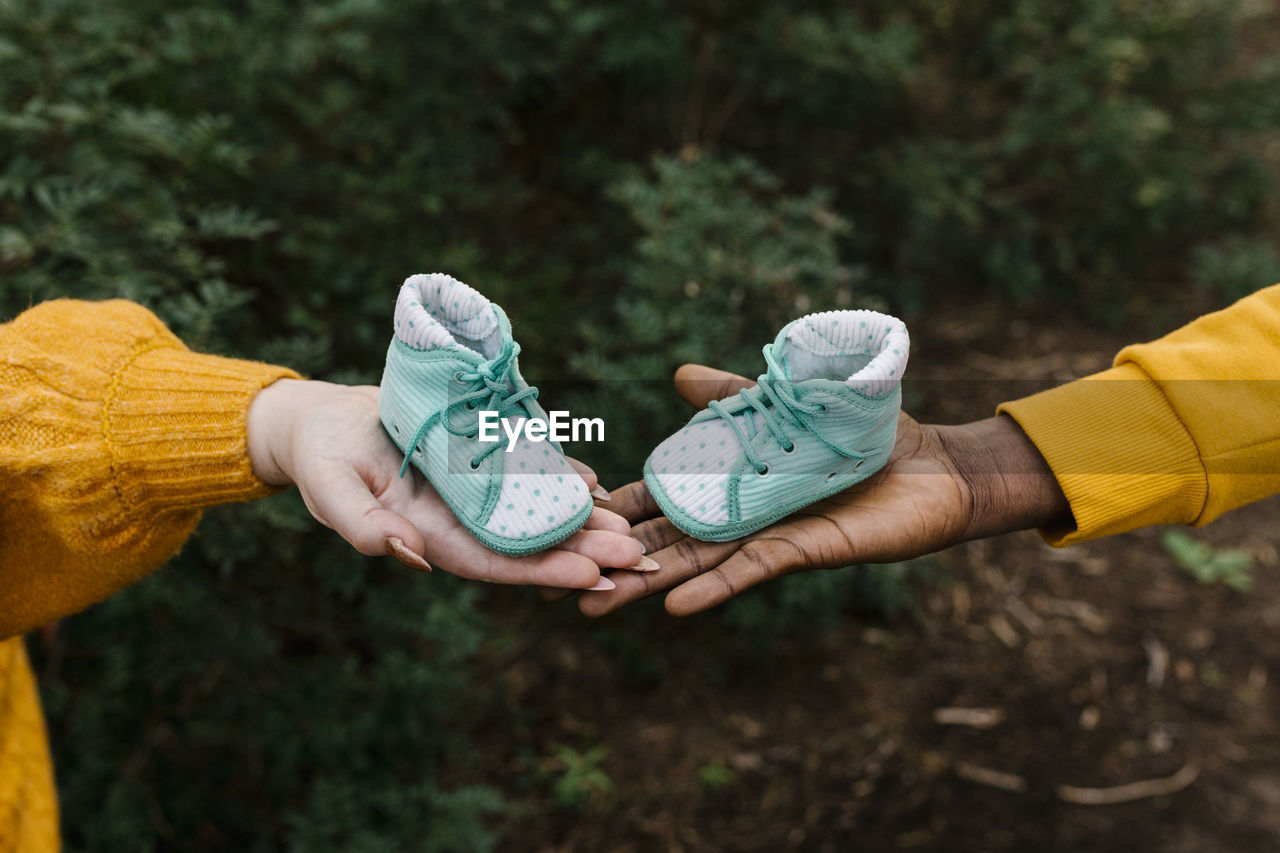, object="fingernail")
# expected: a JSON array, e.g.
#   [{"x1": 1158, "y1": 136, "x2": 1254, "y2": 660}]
[
  {"x1": 590, "y1": 485, "x2": 612, "y2": 501},
  {"x1": 586, "y1": 575, "x2": 616, "y2": 592},
  {"x1": 628, "y1": 555, "x2": 660, "y2": 573},
  {"x1": 638, "y1": 540, "x2": 647, "y2": 555},
  {"x1": 386, "y1": 537, "x2": 432, "y2": 573}
]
